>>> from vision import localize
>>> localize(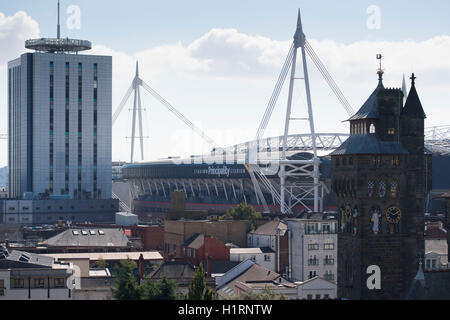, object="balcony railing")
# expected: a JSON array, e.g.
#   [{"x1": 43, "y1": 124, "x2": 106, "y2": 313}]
[
  {"x1": 324, "y1": 259, "x2": 335, "y2": 265},
  {"x1": 308, "y1": 259, "x2": 319, "y2": 266}
]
